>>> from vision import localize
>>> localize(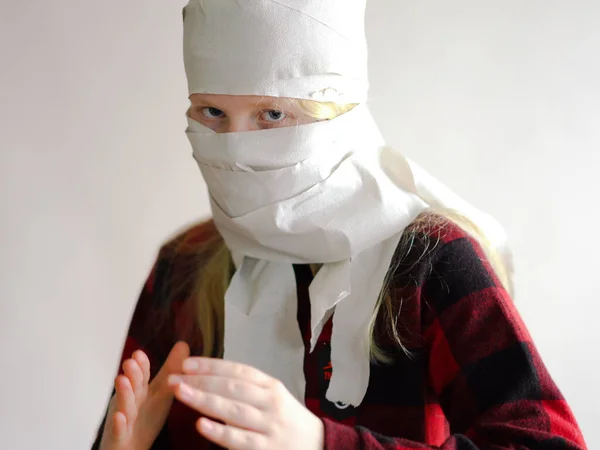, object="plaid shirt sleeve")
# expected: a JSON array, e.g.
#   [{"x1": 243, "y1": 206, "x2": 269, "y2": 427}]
[{"x1": 322, "y1": 225, "x2": 587, "y2": 449}]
